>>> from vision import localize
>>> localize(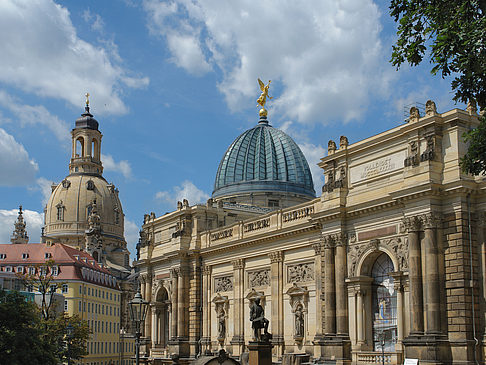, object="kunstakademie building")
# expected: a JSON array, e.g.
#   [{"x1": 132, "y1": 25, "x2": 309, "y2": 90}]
[{"x1": 136, "y1": 100, "x2": 486, "y2": 365}]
